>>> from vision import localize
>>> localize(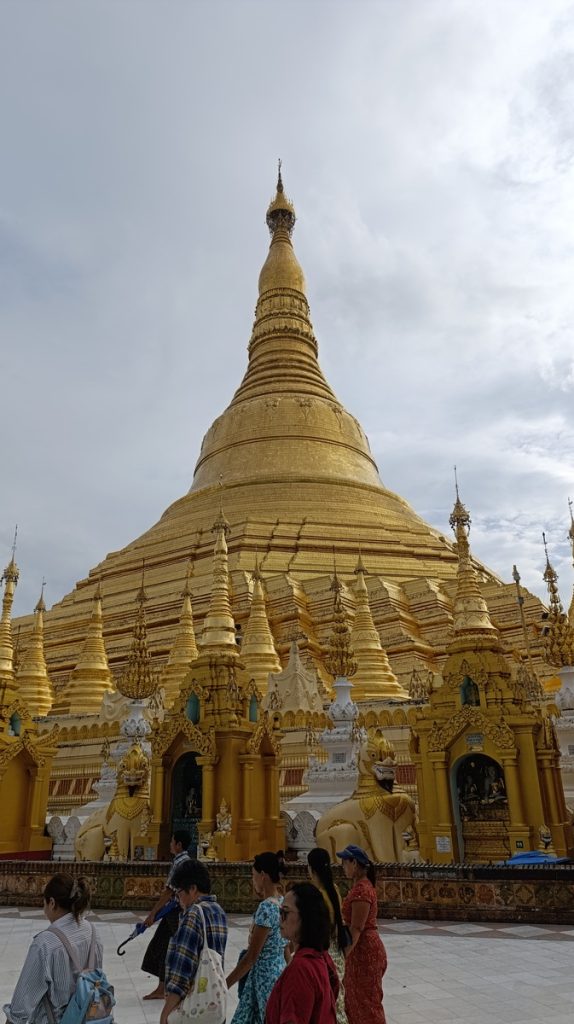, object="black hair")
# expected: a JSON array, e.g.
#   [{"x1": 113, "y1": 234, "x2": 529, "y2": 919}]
[
  {"x1": 171, "y1": 858, "x2": 211, "y2": 894},
  {"x1": 307, "y1": 847, "x2": 347, "y2": 952},
  {"x1": 253, "y1": 850, "x2": 287, "y2": 884},
  {"x1": 43, "y1": 873, "x2": 90, "y2": 923},
  {"x1": 348, "y1": 856, "x2": 376, "y2": 886},
  {"x1": 172, "y1": 830, "x2": 191, "y2": 850},
  {"x1": 289, "y1": 882, "x2": 331, "y2": 951}
]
